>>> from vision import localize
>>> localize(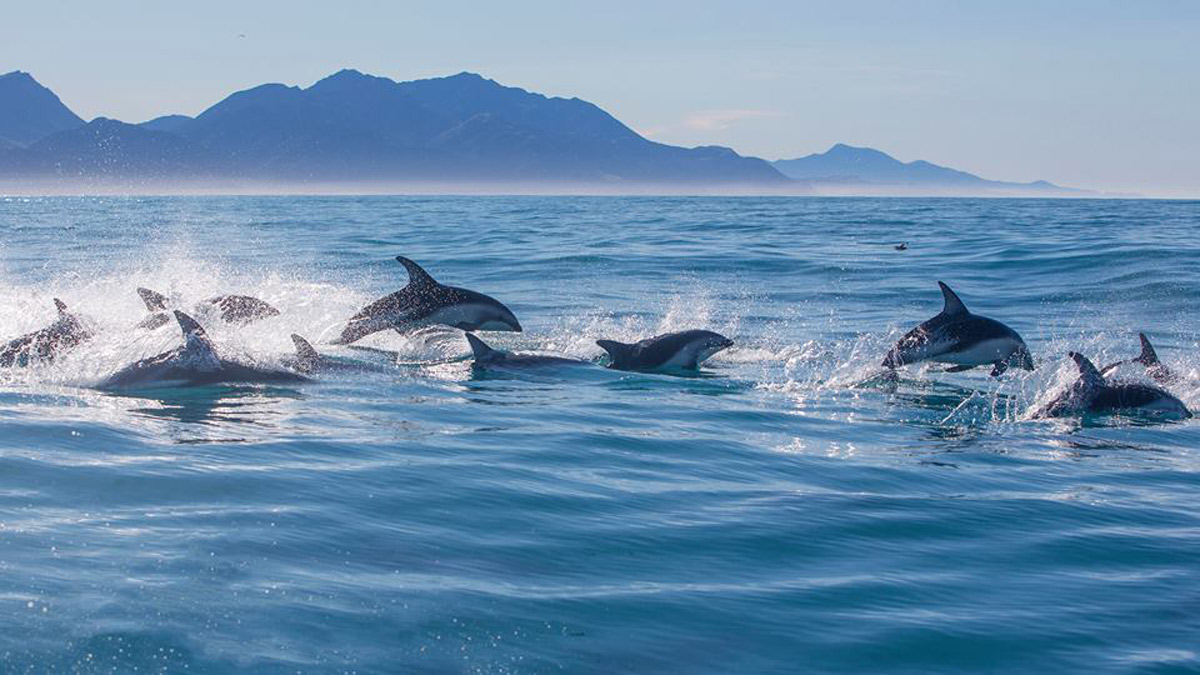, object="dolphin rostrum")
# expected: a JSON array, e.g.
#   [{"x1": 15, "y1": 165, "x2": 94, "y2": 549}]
[
  {"x1": 331, "y1": 256, "x2": 522, "y2": 345},
  {"x1": 1101, "y1": 333, "x2": 1179, "y2": 387},
  {"x1": 1033, "y1": 352, "x2": 1191, "y2": 419},
  {"x1": 883, "y1": 281, "x2": 1034, "y2": 377},
  {"x1": 0, "y1": 298, "x2": 92, "y2": 367},
  {"x1": 135, "y1": 287, "x2": 280, "y2": 329},
  {"x1": 465, "y1": 333, "x2": 586, "y2": 370},
  {"x1": 101, "y1": 310, "x2": 309, "y2": 389},
  {"x1": 596, "y1": 329, "x2": 733, "y2": 373}
]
